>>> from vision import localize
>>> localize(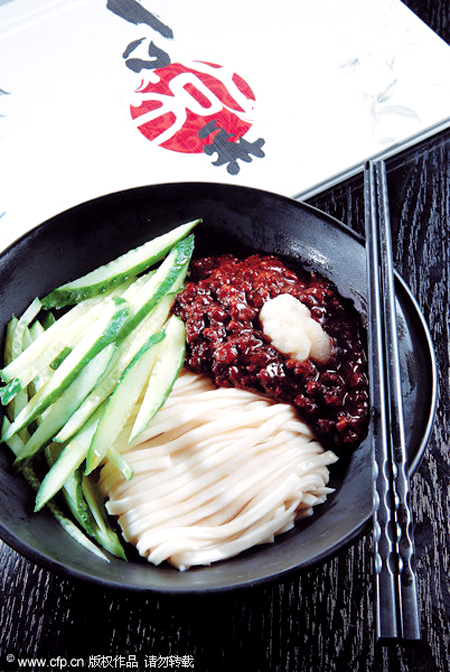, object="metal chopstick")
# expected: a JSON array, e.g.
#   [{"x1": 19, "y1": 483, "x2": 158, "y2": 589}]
[{"x1": 364, "y1": 159, "x2": 421, "y2": 642}]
